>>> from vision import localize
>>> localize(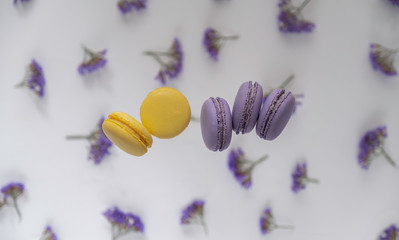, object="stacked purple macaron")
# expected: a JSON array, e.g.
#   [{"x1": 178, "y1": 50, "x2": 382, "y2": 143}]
[{"x1": 200, "y1": 81, "x2": 295, "y2": 151}]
